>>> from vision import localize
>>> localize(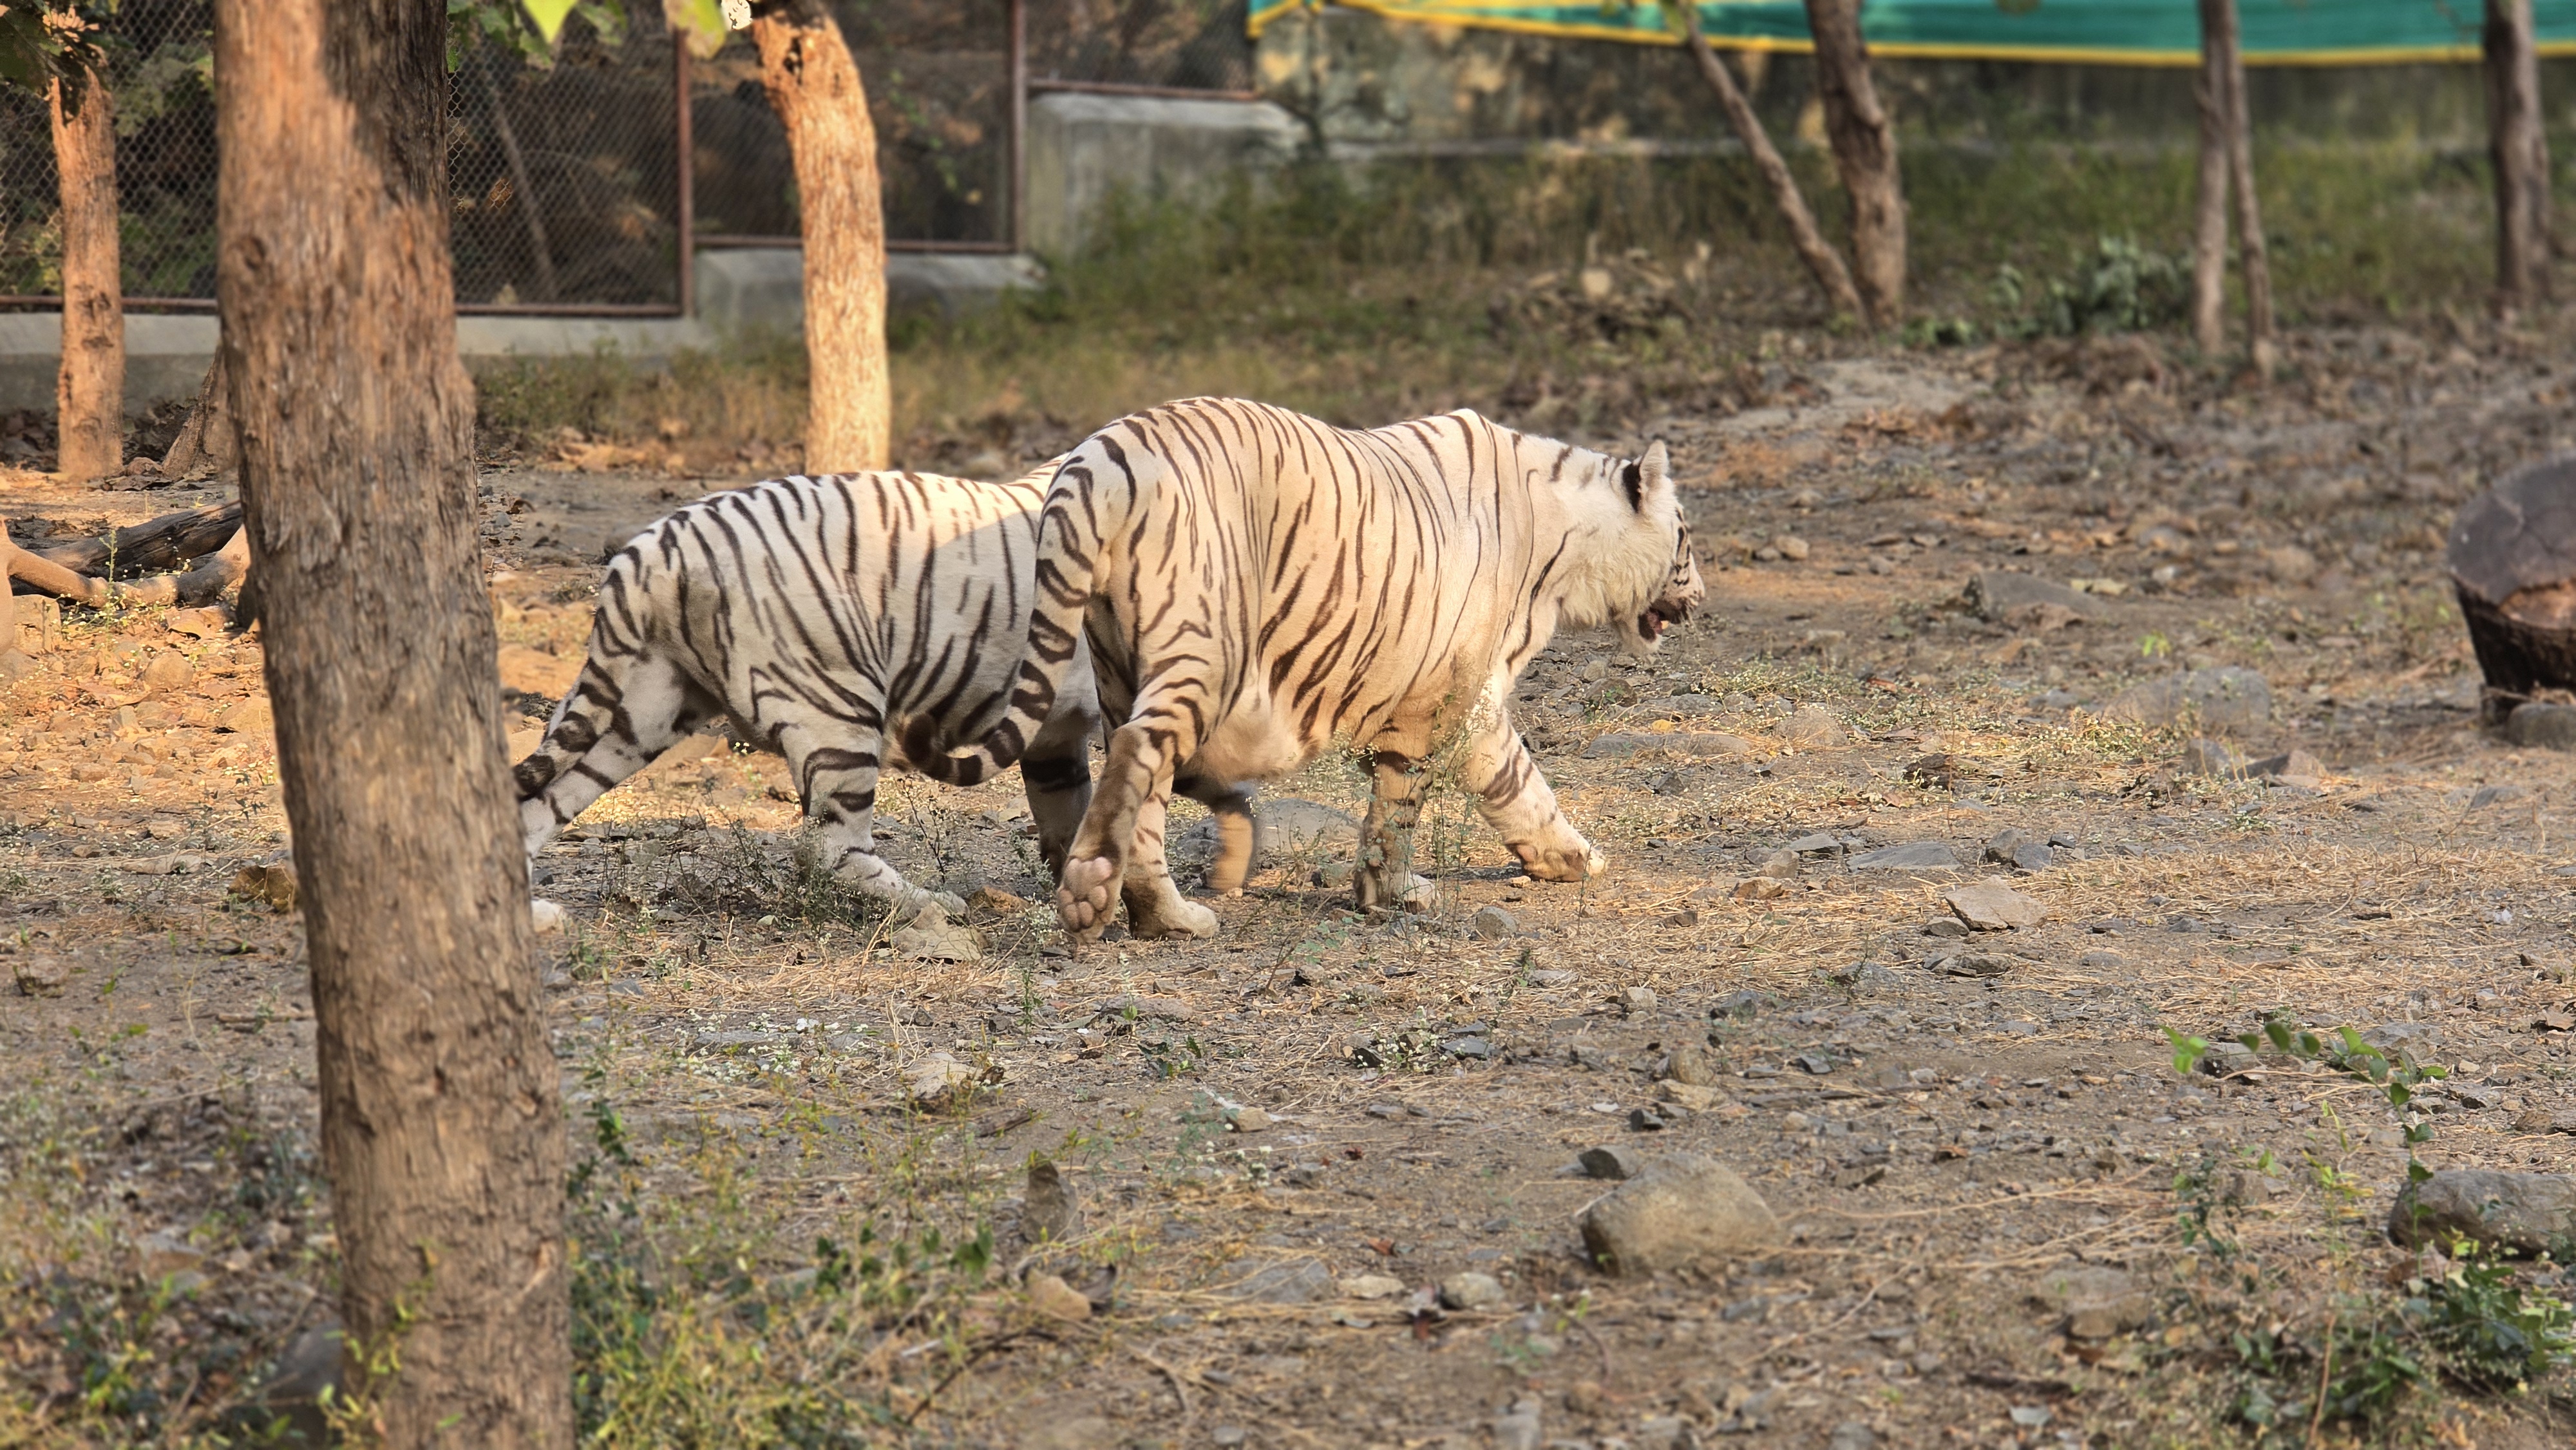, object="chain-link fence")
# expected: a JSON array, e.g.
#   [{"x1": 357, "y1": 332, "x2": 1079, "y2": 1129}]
[
  {"x1": 1031, "y1": 0, "x2": 1254, "y2": 93},
  {"x1": 0, "y1": 1, "x2": 1262, "y2": 308}
]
